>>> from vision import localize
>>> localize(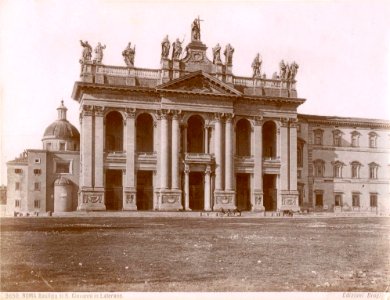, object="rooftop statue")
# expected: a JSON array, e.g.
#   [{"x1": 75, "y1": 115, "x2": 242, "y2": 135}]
[
  {"x1": 251, "y1": 53, "x2": 262, "y2": 78},
  {"x1": 212, "y1": 43, "x2": 222, "y2": 64},
  {"x1": 122, "y1": 42, "x2": 136, "y2": 67},
  {"x1": 290, "y1": 61, "x2": 299, "y2": 80},
  {"x1": 161, "y1": 35, "x2": 170, "y2": 59},
  {"x1": 279, "y1": 60, "x2": 286, "y2": 80},
  {"x1": 224, "y1": 43, "x2": 234, "y2": 66},
  {"x1": 191, "y1": 17, "x2": 202, "y2": 41},
  {"x1": 93, "y1": 42, "x2": 106, "y2": 64},
  {"x1": 172, "y1": 38, "x2": 183, "y2": 60},
  {"x1": 80, "y1": 40, "x2": 92, "y2": 63}
]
